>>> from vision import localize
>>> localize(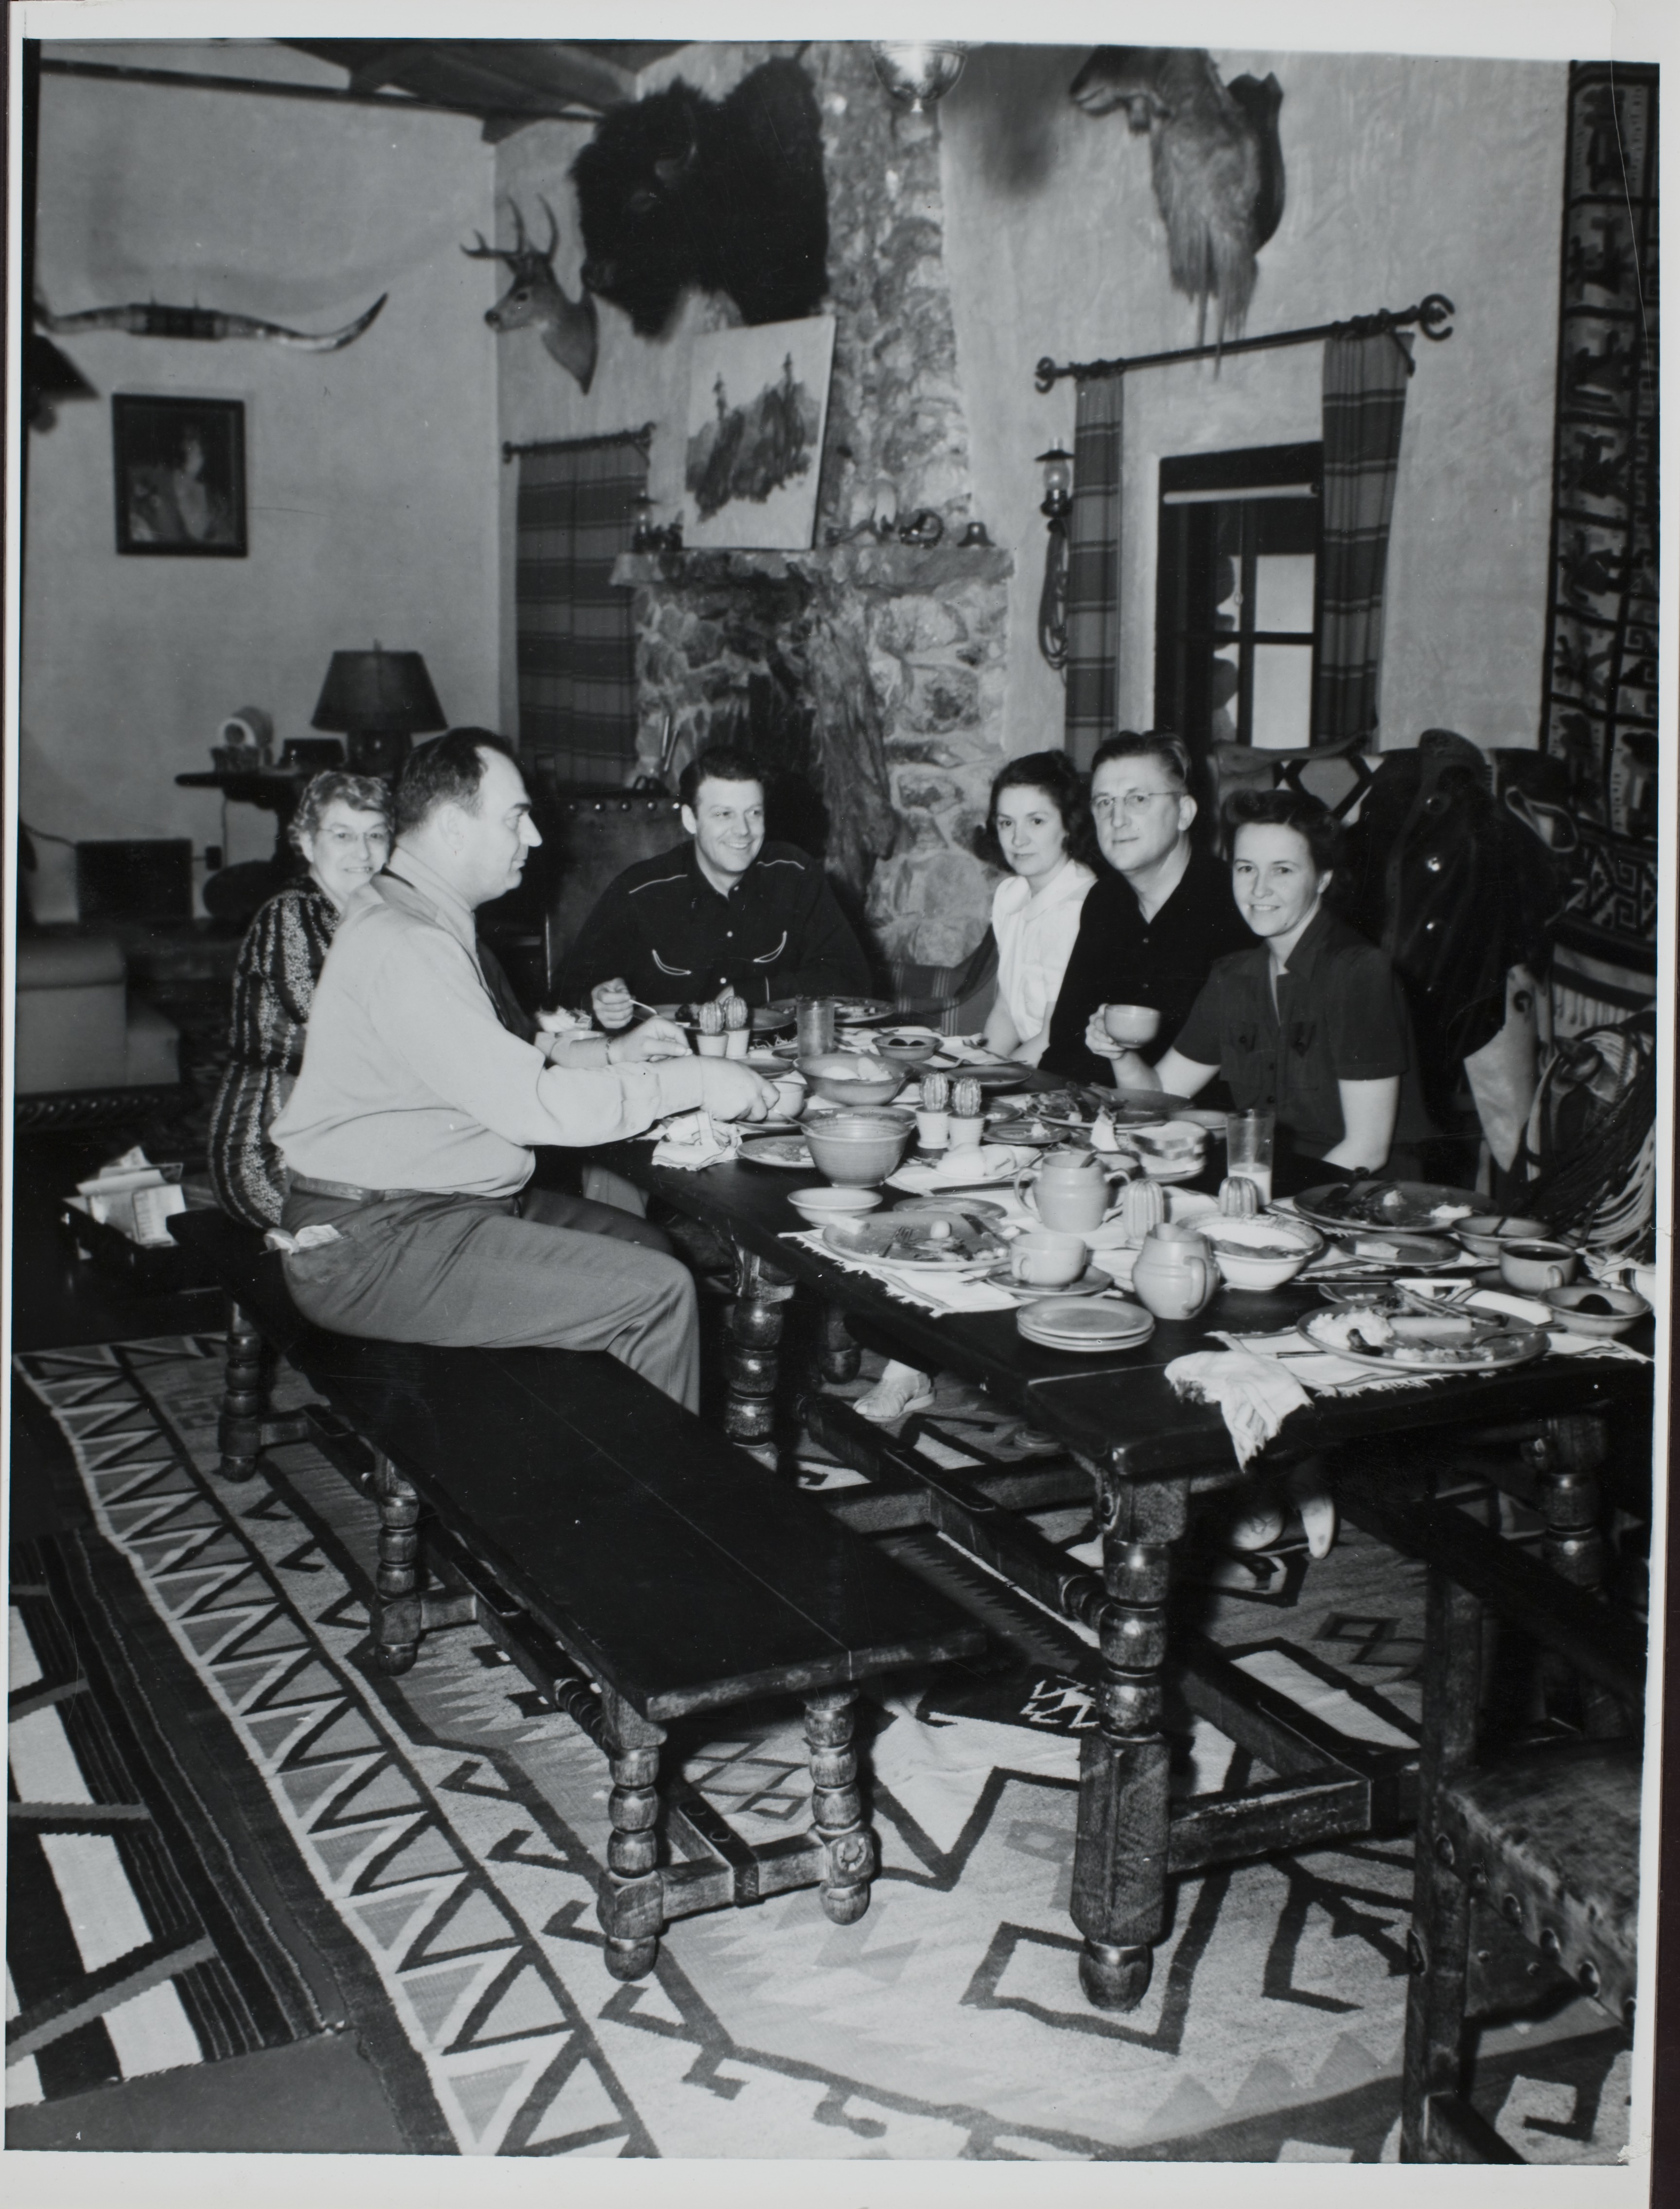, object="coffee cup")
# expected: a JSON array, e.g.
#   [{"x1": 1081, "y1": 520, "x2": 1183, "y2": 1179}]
[
  {"x1": 1499, "y1": 1238, "x2": 1580, "y2": 1293},
  {"x1": 1103, "y1": 1003, "x2": 1161, "y2": 1047},
  {"x1": 915, "y1": 1107, "x2": 951, "y2": 1151},
  {"x1": 771, "y1": 1073, "x2": 807, "y2": 1119},
  {"x1": 1010, "y1": 1229, "x2": 1088, "y2": 1288}
]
